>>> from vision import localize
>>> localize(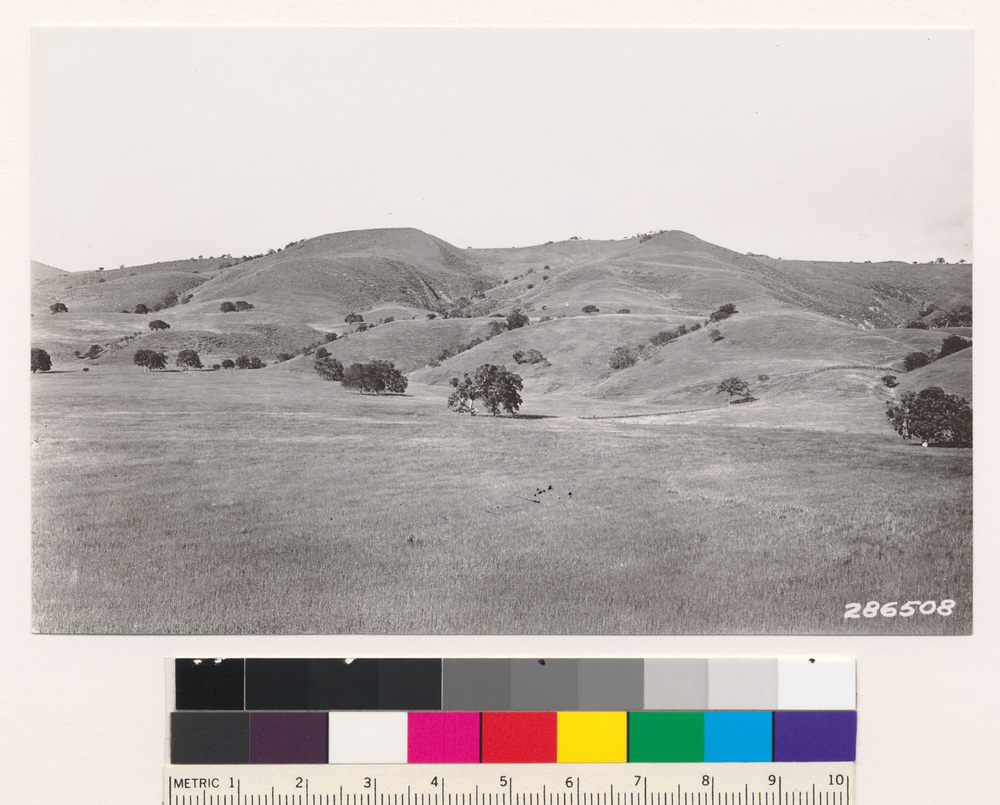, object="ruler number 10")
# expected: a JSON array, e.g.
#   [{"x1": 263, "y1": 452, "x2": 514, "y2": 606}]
[{"x1": 829, "y1": 775, "x2": 846, "y2": 786}]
